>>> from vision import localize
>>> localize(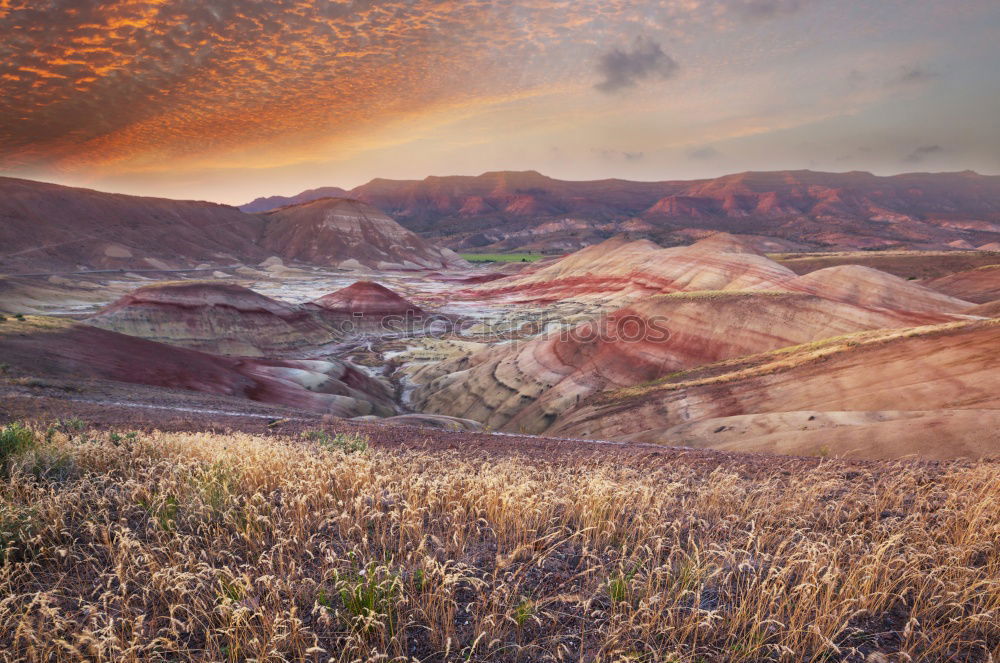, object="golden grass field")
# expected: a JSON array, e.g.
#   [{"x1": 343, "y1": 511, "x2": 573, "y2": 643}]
[{"x1": 1, "y1": 423, "x2": 998, "y2": 662}]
